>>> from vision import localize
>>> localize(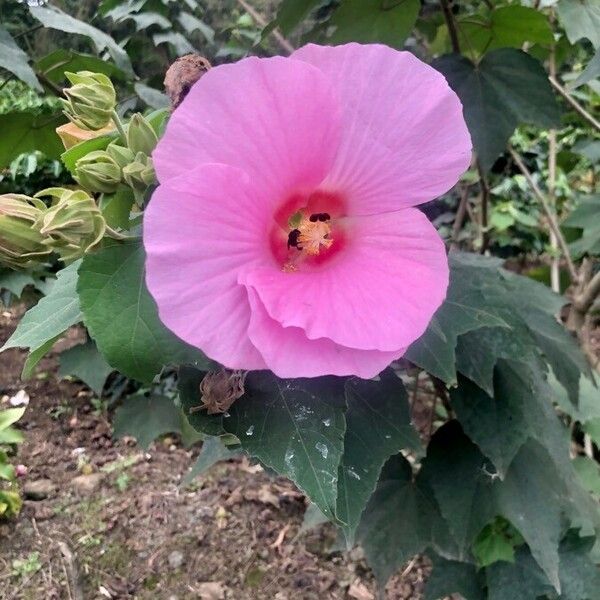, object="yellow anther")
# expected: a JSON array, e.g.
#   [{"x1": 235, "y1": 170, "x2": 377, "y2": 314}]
[{"x1": 297, "y1": 220, "x2": 333, "y2": 256}]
